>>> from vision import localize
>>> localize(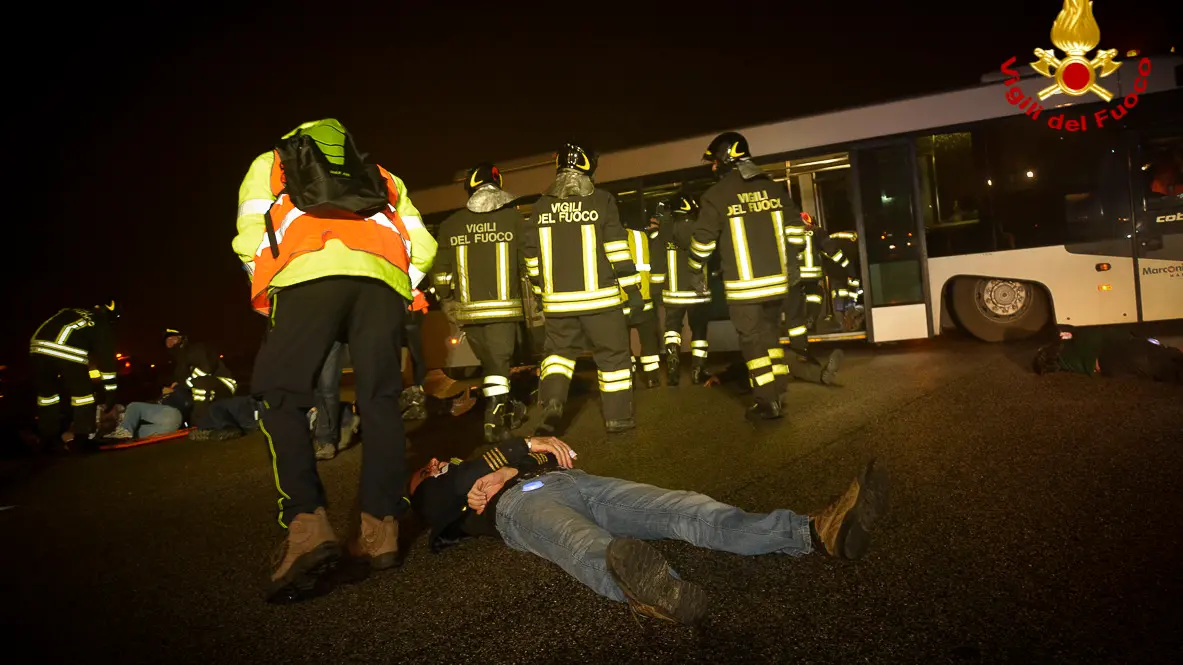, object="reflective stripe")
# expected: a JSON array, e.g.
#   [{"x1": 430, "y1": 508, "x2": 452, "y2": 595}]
[
  {"x1": 772, "y1": 210, "x2": 787, "y2": 274},
  {"x1": 747, "y1": 357, "x2": 772, "y2": 370},
  {"x1": 667, "y1": 249, "x2": 679, "y2": 292},
  {"x1": 458, "y1": 307, "x2": 524, "y2": 321},
  {"x1": 401, "y1": 215, "x2": 425, "y2": 230},
  {"x1": 634, "y1": 263, "x2": 651, "y2": 271},
  {"x1": 754, "y1": 372, "x2": 775, "y2": 386},
  {"x1": 664, "y1": 331, "x2": 682, "y2": 344},
  {"x1": 539, "y1": 227, "x2": 554, "y2": 293},
  {"x1": 541, "y1": 355, "x2": 575, "y2": 379},
  {"x1": 70, "y1": 394, "x2": 95, "y2": 406},
  {"x1": 542, "y1": 286, "x2": 621, "y2": 303},
  {"x1": 237, "y1": 198, "x2": 274, "y2": 217},
  {"x1": 433, "y1": 272, "x2": 453, "y2": 284},
  {"x1": 690, "y1": 238, "x2": 716, "y2": 258},
  {"x1": 729, "y1": 217, "x2": 752, "y2": 281},
  {"x1": 218, "y1": 377, "x2": 238, "y2": 394},
  {"x1": 802, "y1": 234, "x2": 815, "y2": 272},
  {"x1": 618, "y1": 273, "x2": 641, "y2": 288},
  {"x1": 100, "y1": 372, "x2": 117, "y2": 381},
  {"x1": 543, "y1": 294, "x2": 623, "y2": 314},
  {"x1": 830, "y1": 231, "x2": 858, "y2": 240},
  {"x1": 787, "y1": 325, "x2": 808, "y2": 337},
  {"x1": 598, "y1": 368, "x2": 632, "y2": 392},
  {"x1": 805, "y1": 294, "x2": 824, "y2": 304},
  {"x1": 456, "y1": 245, "x2": 470, "y2": 303},
  {"x1": 663, "y1": 293, "x2": 711, "y2": 305},
  {"x1": 841, "y1": 259, "x2": 850, "y2": 268},
  {"x1": 831, "y1": 250, "x2": 845, "y2": 263},
  {"x1": 482, "y1": 375, "x2": 510, "y2": 397},
  {"x1": 89, "y1": 369, "x2": 101, "y2": 380},
  {"x1": 105, "y1": 384, "x2": 118, "y2": 392},
  {"x1": 497, "y1": 242, "x2": 510, "y2": 301},
  {"x1": 640, "y1": 355, "x2": 661, "y2": 372},
  {"x1": 31, "y1": 339, "x2": 89, "y2": 360},
  {"x1": 650, "y1": 274, "x2": 666, "y2": 283},
  {"x1": 768, "y1": 348, "x2": 785, "y2": 359},
  {"x1": 29, "y1": 345, "x2": 90, "y2": 365},
  {"x1": 37, "y1": 395, "x2": 60, "y2": 406},
  {"x1": 688, "y1": 258, "x2": 703, "y2": 271}
]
